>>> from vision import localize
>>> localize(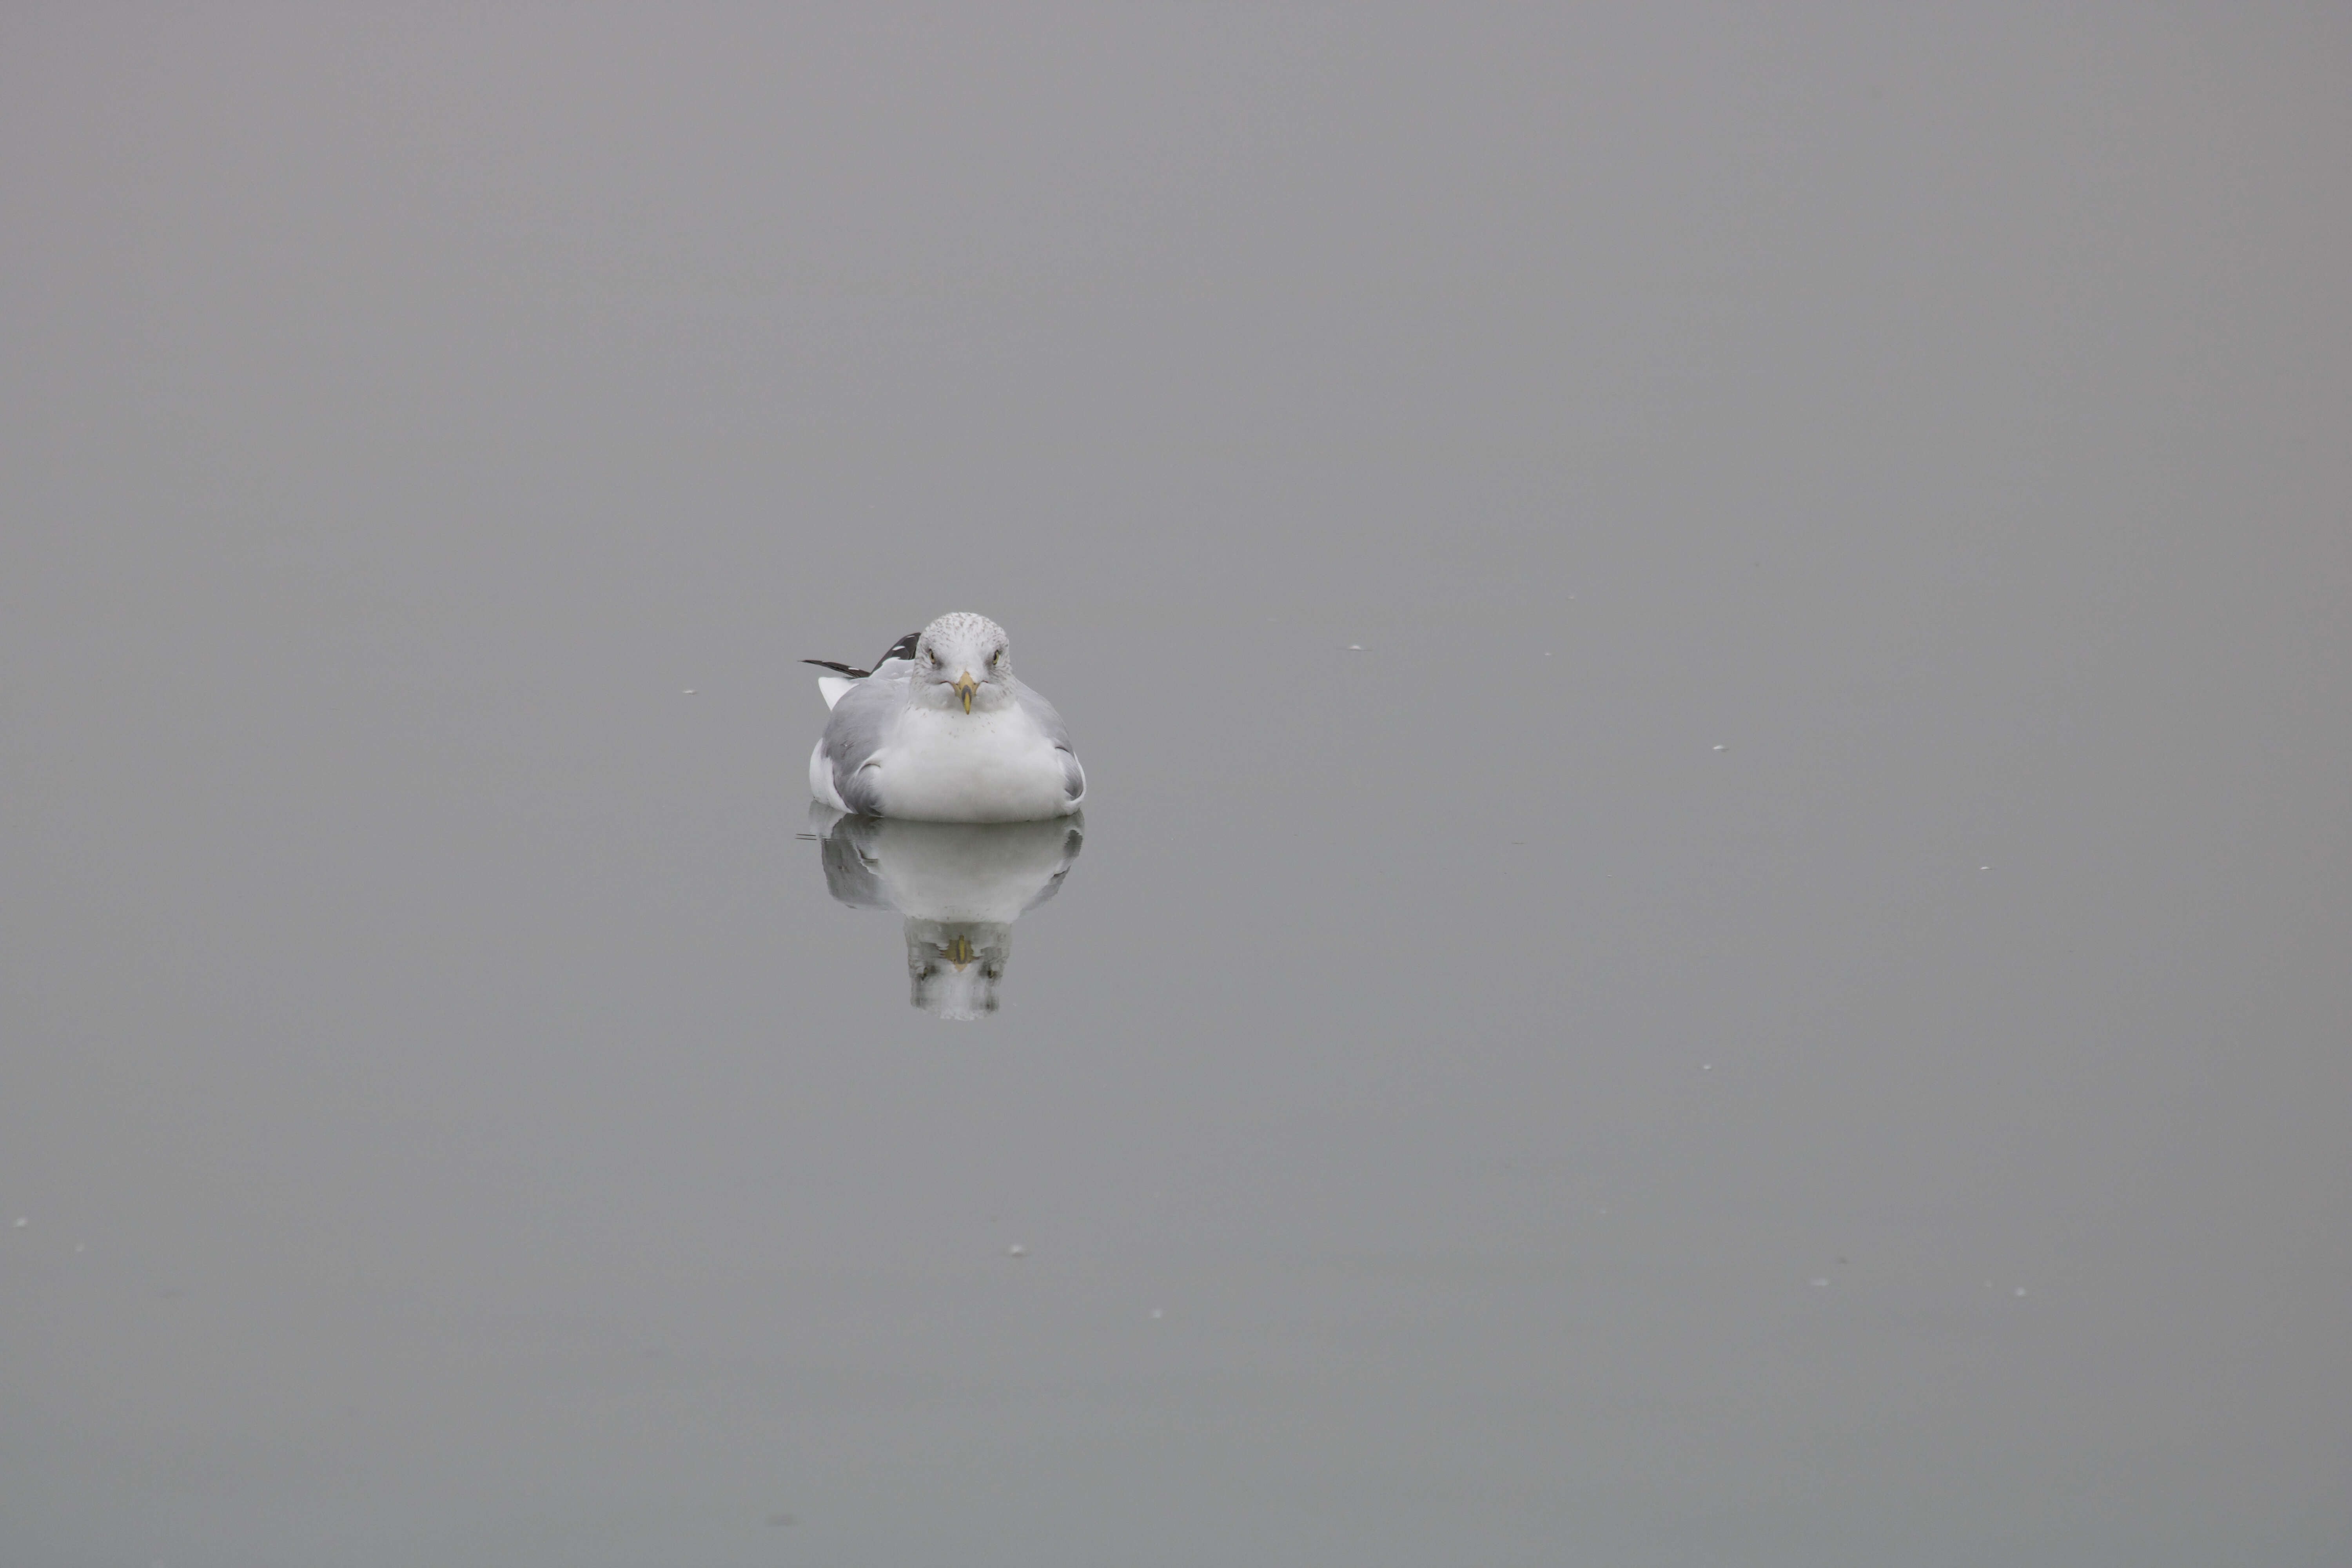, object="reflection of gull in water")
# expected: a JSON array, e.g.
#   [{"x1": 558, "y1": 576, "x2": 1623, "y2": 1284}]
[{"x1": 810, "y1": 805, "x2": 1084, "y2": 1018}]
